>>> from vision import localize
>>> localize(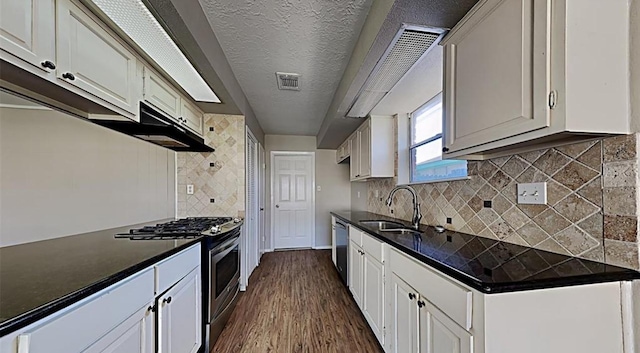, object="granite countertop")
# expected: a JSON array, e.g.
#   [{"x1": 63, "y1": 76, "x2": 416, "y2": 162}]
[
  {"x1": 0, "y1": 219, "x2": 201, "y2": 336},
  {"x1": 332, "y1": 211, "x2": 640, "y2": 293}
]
